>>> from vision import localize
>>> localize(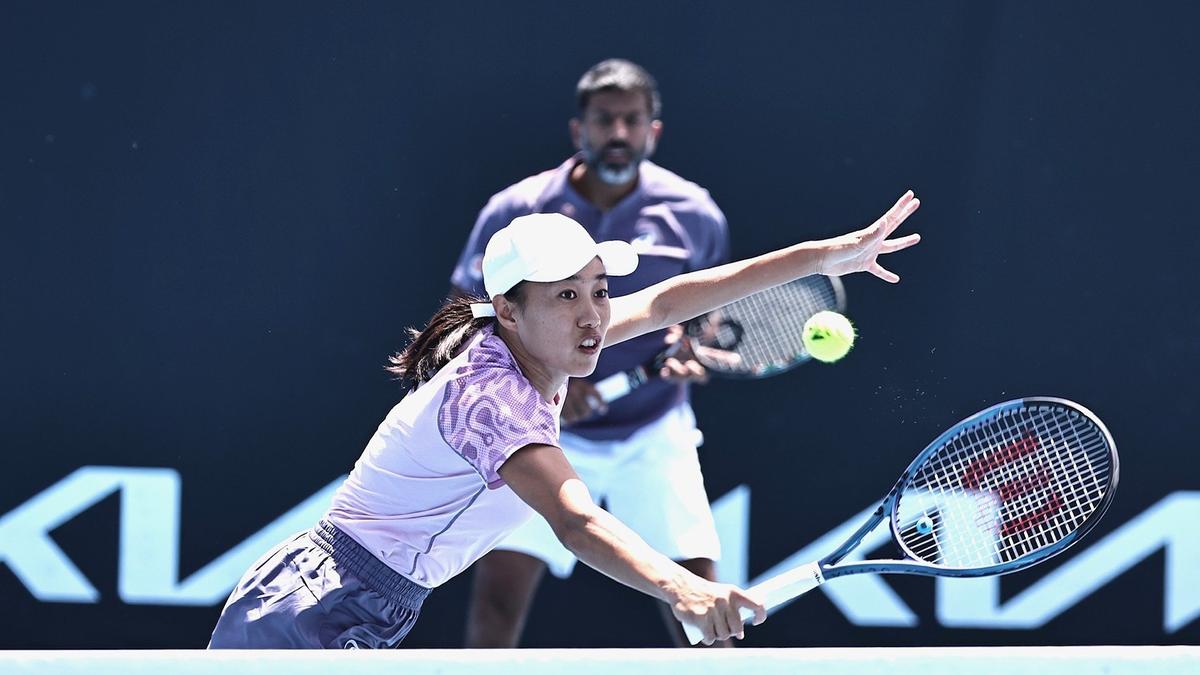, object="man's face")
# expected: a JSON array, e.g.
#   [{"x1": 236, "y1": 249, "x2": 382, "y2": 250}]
[{"x1": 573, "y1": 89, "x2": 661, "y2": 186}]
